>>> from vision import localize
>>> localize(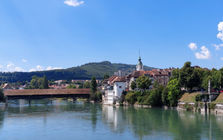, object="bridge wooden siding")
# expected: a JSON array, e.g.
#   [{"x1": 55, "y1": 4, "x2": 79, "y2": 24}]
[{"x1": 4, "y1": 89, "x2": 91, "y2": 99}]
